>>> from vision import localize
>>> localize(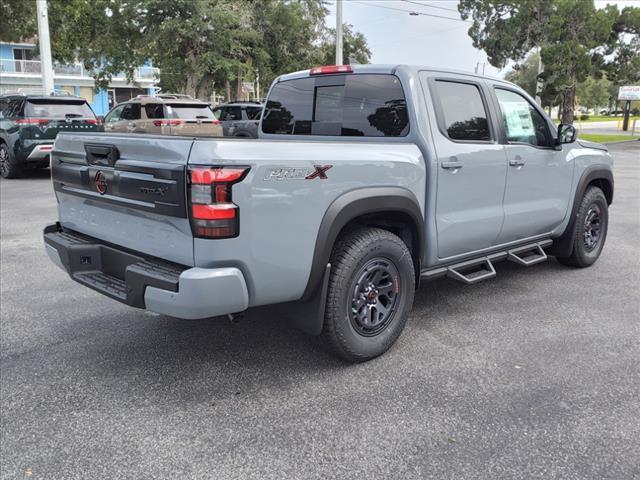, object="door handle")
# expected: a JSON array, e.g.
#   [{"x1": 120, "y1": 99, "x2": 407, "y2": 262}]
[
  {"x1": 509, "y1": 156, "x2": 525, "y2": 167},
  {"x1": 441, "y1": 160, "x2": 463, "y2": 169},
  {"x1": 128, "y1": 122, "x2": 136, "y2": 128}
]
